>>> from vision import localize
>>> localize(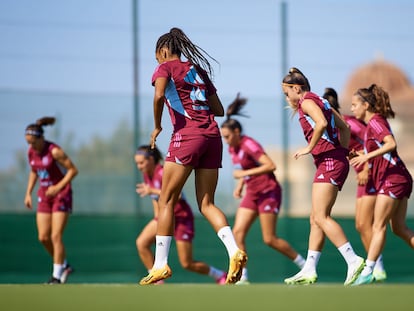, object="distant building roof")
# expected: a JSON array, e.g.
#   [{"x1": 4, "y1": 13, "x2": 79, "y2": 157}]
[
  {"x1": 340, "y1": 59, "x2": 414, "y2": 162},
  {"x1": 340, "y1": 59, "x2": 414, "y2": 117}
]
